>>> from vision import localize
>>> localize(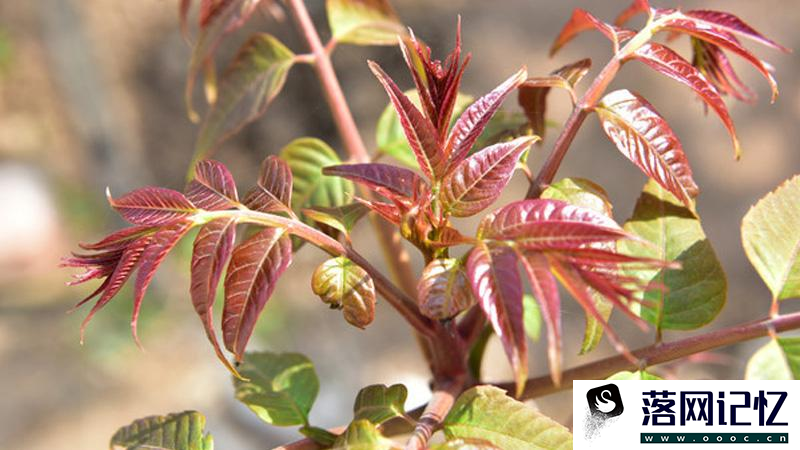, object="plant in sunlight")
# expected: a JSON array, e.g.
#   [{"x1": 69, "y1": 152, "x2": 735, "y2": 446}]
[{"x1": 62, "y1": 0, "x2": 800, "y2": 449}]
